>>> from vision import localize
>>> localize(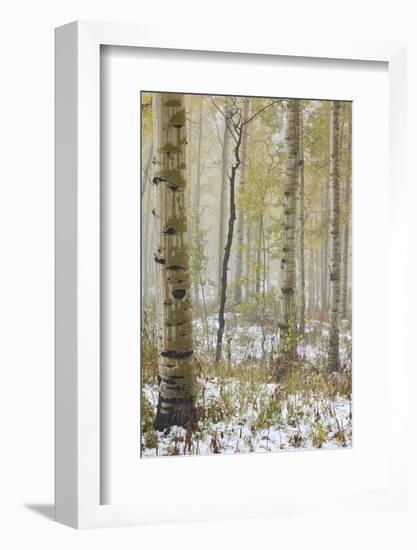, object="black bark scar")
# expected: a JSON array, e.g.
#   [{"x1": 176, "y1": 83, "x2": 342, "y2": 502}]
[
  {"x1": 172, "y1": 289, "x2": 186, "y2": 300},
  {"x1": 161, "y1": 350, "x2": 194, "y2": 359}
]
